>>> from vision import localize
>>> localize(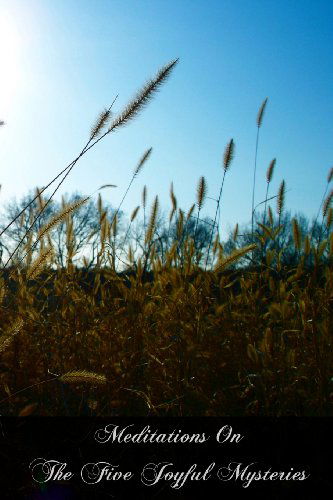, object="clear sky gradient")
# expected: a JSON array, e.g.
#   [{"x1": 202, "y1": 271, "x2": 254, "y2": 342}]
[{"x1": 0, "y1": 0, "x2": 332, "y2": 239}]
